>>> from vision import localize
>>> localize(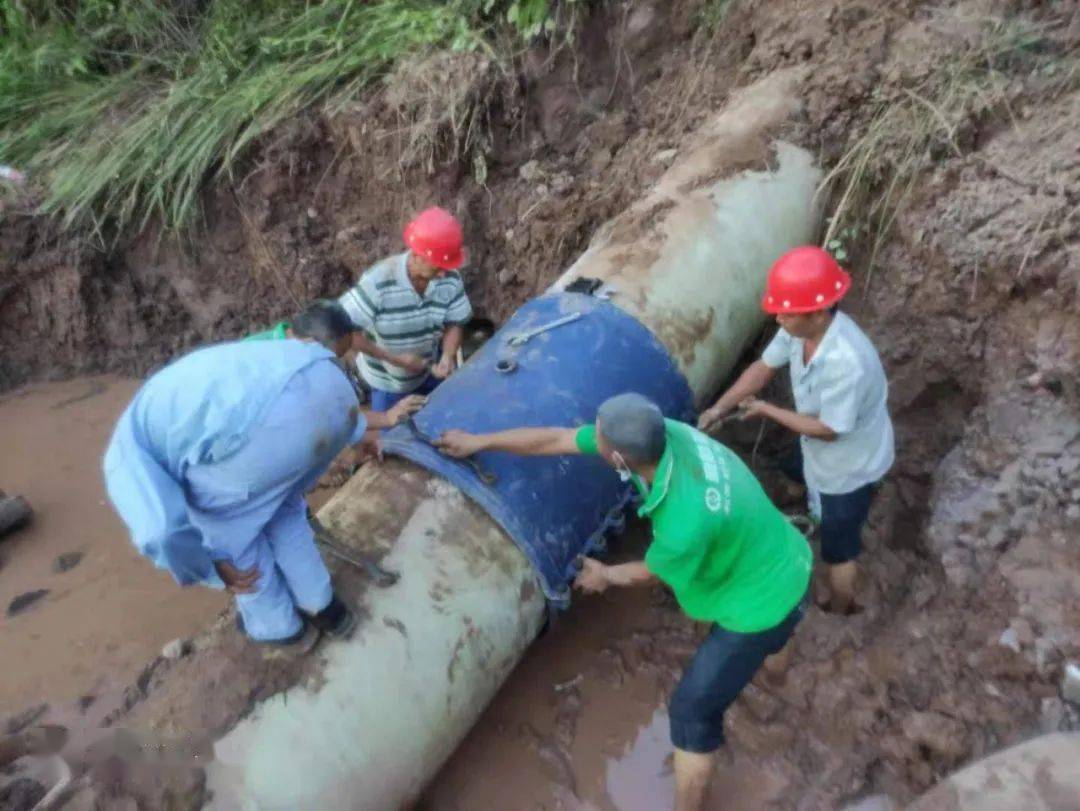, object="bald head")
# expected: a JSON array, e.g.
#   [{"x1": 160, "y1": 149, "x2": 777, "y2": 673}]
[{"x1": 596, "y1": 393, "x2": 666, "y2": 464}]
